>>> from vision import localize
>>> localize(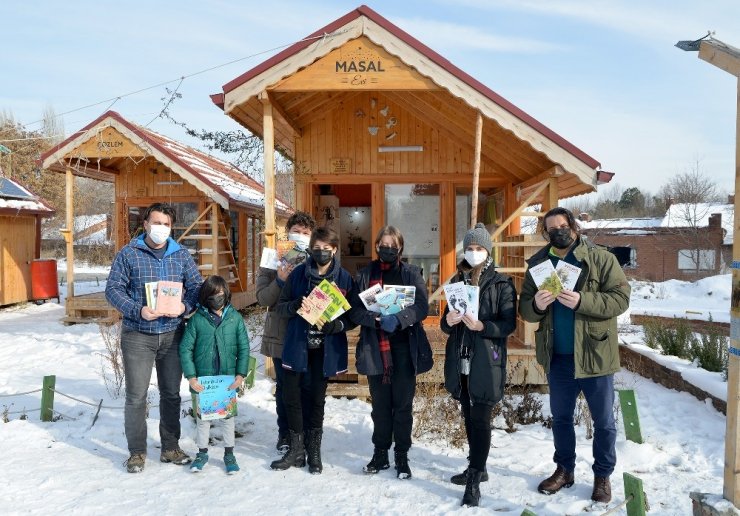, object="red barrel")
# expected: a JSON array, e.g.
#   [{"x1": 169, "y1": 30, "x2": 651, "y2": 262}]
[{"x1": 32, "y1": 259, "x2": 59, "y2": 301}]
